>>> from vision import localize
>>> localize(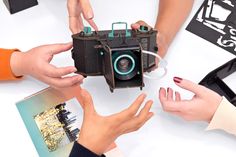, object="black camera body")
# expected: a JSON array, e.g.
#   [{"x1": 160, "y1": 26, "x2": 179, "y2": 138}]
[{"x1": 72, "y1": 22, "x2": 158, "y2": 92}]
